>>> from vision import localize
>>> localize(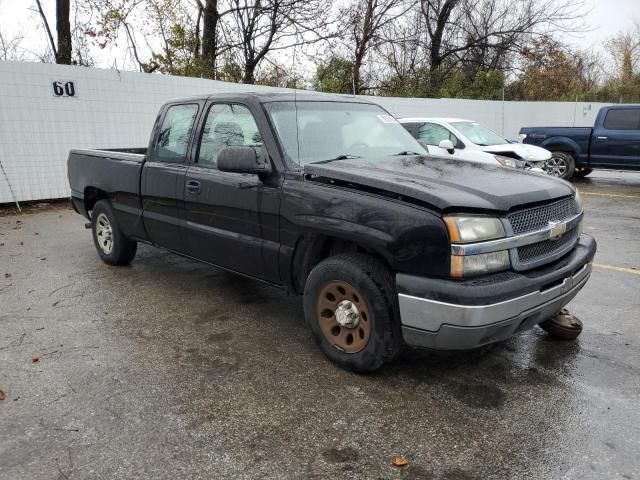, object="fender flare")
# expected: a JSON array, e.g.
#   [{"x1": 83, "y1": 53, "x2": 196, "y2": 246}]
[{"x1": 540, "y1": 136, "x2": 581, "y2": 156}]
